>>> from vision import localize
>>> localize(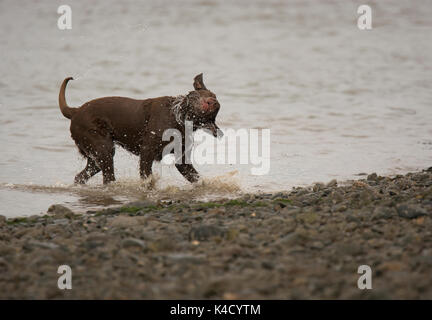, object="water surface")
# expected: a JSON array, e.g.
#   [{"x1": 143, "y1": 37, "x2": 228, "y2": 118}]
[{"x1": 0, "y1": 0, "x2": 431, "y2": 217}]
